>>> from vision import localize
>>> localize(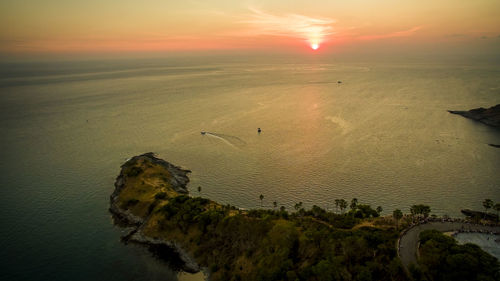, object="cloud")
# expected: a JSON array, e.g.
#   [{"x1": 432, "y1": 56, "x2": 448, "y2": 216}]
[
  {"x1": 244, "y1": 8, "x2": 336, "y2": 45},
  {"x1": 358, "y1": 26, "x2": 422, "y2": 41}
]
